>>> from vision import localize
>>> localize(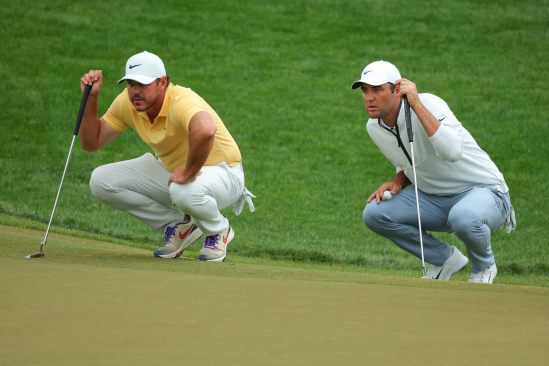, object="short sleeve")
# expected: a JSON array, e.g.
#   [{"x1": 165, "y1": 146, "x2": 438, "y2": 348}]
[
  {"x1": 102, "y1": 91, "x2": 130, "y2": 132},
  {"x1": 169, "y1": 96, "x2": 210, "y2": 131}
]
